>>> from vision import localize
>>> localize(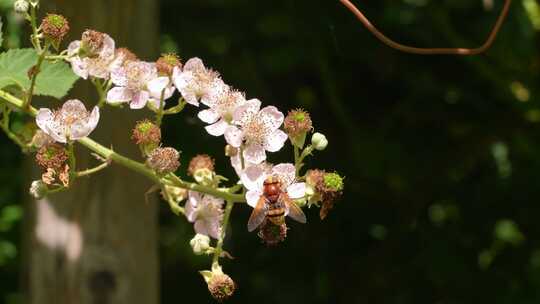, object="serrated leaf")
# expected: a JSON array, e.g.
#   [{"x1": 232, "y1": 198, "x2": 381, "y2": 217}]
[{"x1": 0, "y1": 48, "x2": 79, "y2": 99}]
